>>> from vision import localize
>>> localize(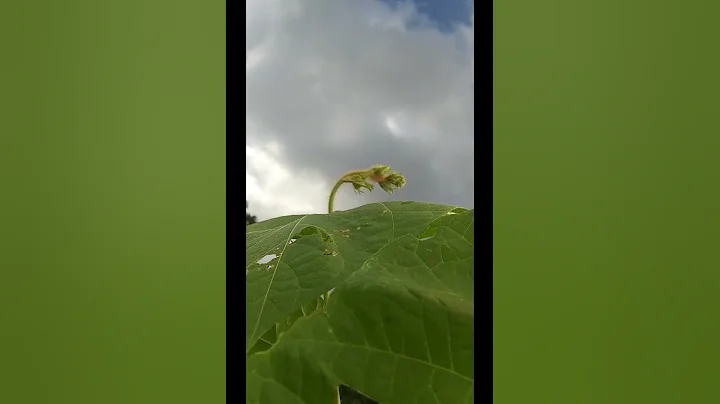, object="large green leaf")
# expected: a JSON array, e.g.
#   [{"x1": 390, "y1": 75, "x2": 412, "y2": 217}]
[
  {"x1": 246, "y1": 208, "x2": 474, "y2": 404},
  {"x1": 245, "y1": 202, "x2": 463, "y2": 352}
]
